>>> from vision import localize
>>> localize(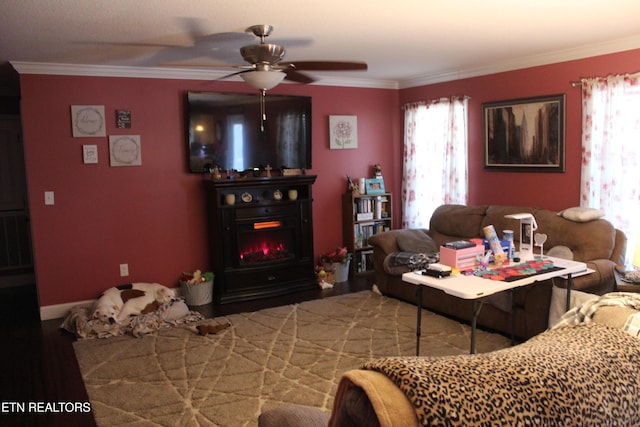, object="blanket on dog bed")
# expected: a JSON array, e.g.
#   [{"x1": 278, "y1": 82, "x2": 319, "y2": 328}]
[
  {"x1": 360, "y1": 323, "x2": 640, "y2": 426},
  {"x1": 61, "y1": 298, "x2": 204, "y2": 339}
]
